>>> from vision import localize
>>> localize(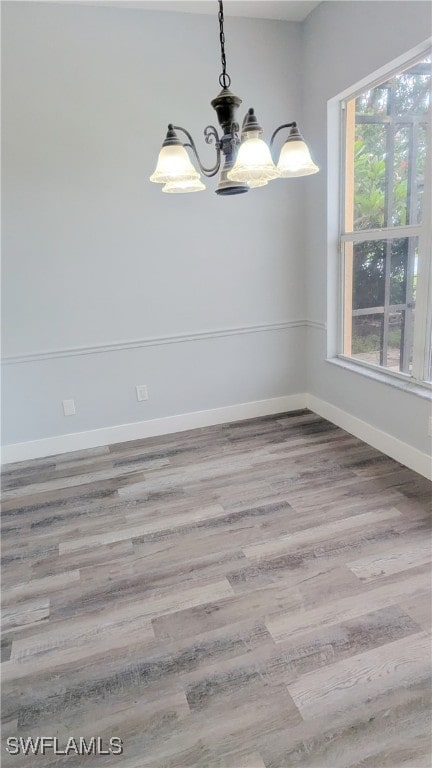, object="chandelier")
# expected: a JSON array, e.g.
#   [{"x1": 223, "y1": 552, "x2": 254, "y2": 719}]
[{"x1": 150, "y1": 0, "x2": 319, "y2": 195}]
